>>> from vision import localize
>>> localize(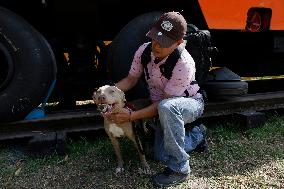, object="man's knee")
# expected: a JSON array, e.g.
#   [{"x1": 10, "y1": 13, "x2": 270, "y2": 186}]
[{"x1": 157, "y1": 99, "x2": 175, "y2": 115}]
